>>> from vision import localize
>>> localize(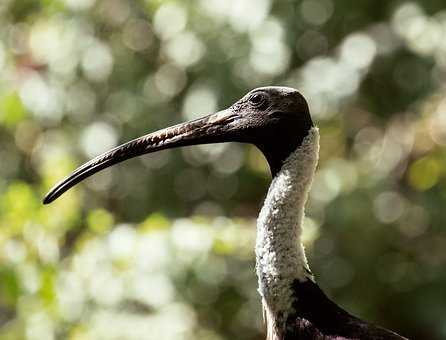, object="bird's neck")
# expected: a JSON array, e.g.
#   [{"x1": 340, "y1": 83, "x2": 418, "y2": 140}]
[{"x1": 256, "y1": 127, "x2": 319, "y2": 339}]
